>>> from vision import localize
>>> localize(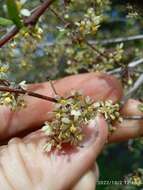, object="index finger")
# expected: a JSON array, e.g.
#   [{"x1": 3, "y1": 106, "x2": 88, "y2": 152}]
[{"x1": 0, "y1": 72, "x2": 123, "y2": 141}]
